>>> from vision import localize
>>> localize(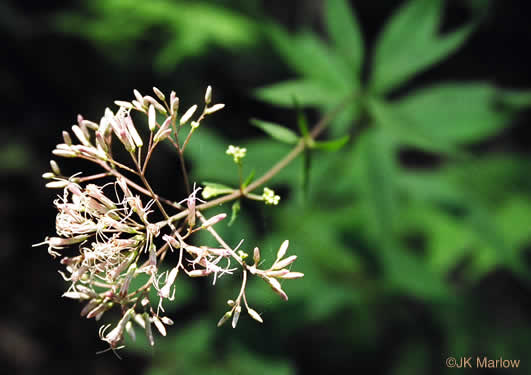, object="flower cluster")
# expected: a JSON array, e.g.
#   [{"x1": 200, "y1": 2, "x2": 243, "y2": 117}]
[
  {"x1": 226, "y1": 145, "x2": 247, "y2": 164},
  {"x1": 262, "y1": 187, "x2": 280, "y2": 205},
  {"x1": 36, "y1": 86, "x2": 303, "y2": 353}
]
